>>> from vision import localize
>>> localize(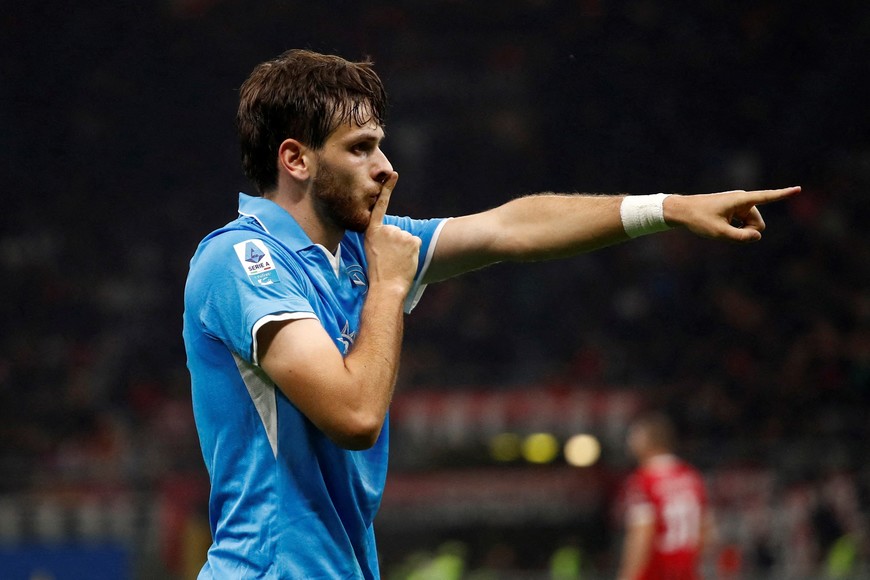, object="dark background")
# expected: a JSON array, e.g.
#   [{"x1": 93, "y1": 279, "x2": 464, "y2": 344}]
[{"x1": 2, "y1": 1, "x2": 868, "y2": 578}]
